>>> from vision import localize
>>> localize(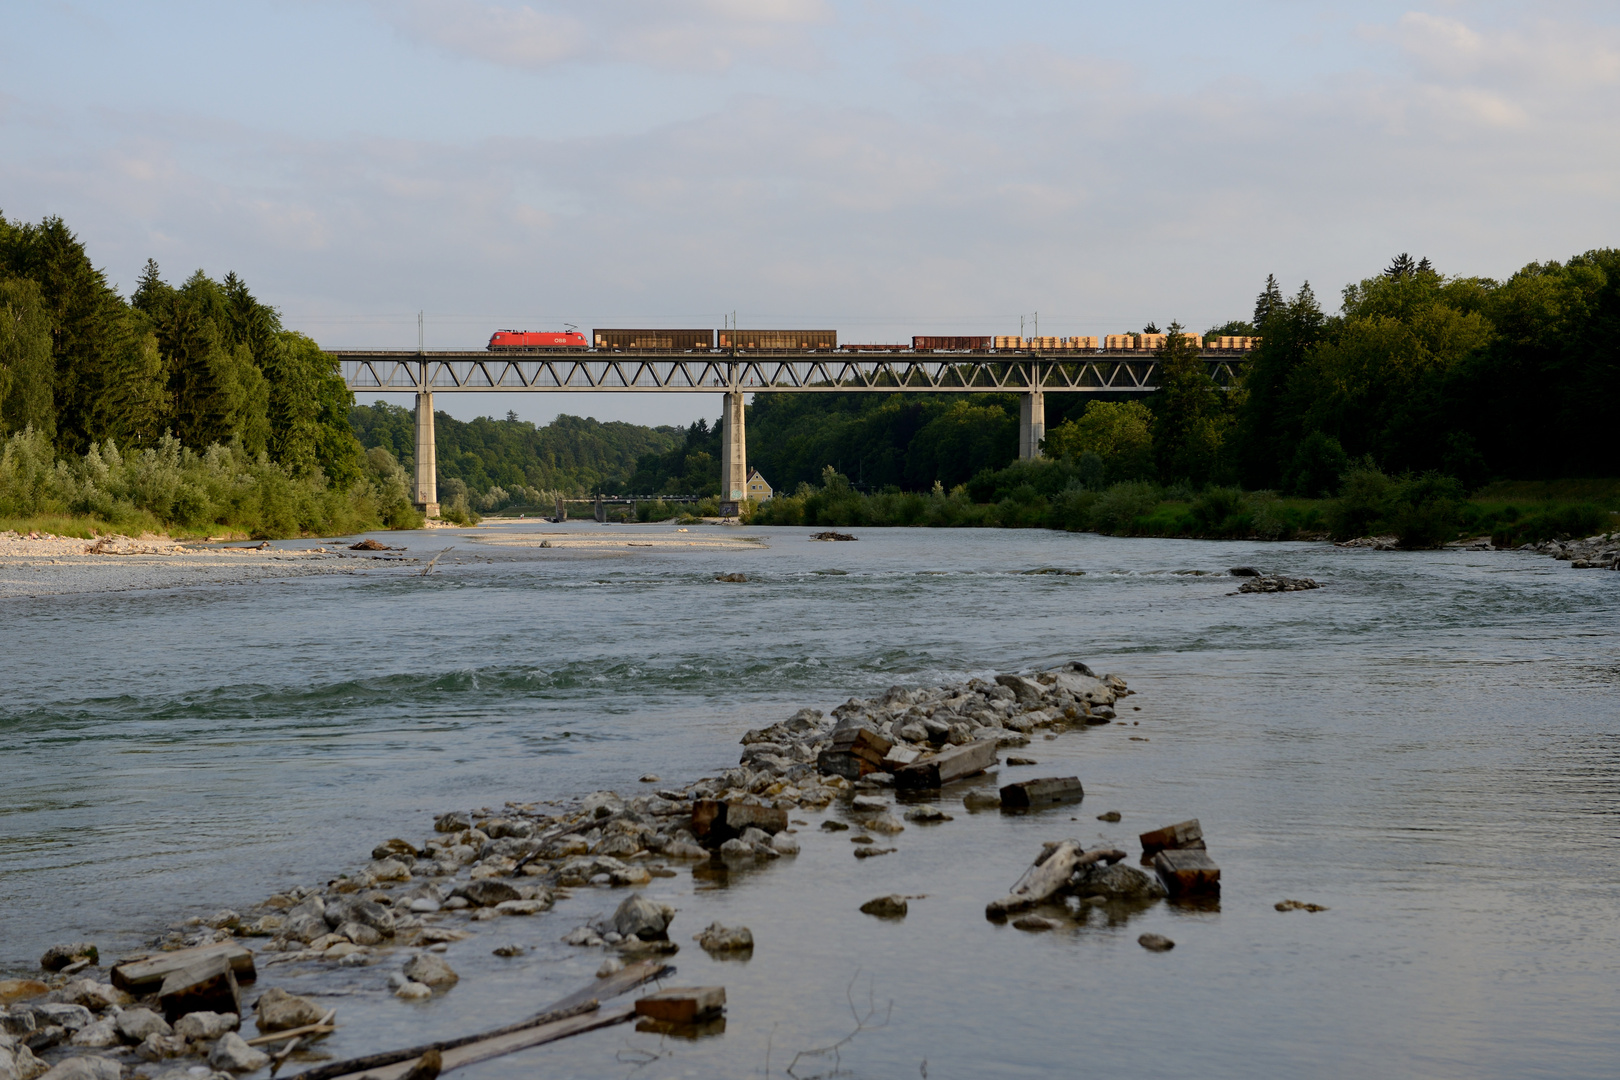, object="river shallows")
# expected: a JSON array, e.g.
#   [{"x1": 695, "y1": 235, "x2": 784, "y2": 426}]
[{"x1": 3, "y1": 524, "x2": 1618, "y2": 1079}]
